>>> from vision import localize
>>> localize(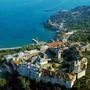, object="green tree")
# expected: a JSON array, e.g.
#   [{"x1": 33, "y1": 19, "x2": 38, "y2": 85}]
[
  {"x1": 0, "y1": 78, "x2": 7, "y2": 88},
  {"x1": 18, "y1": 77, "x2": 30, "y2": 90}
]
